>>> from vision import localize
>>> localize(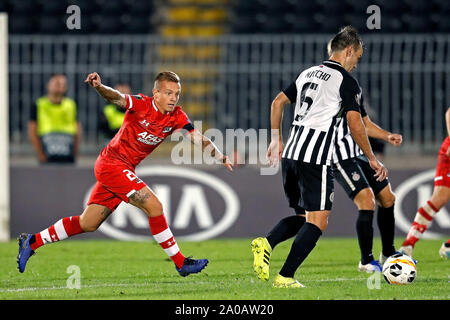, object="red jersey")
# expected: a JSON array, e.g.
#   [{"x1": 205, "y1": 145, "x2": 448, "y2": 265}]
[{"x1": 98, "y1": 94, "x2": 194, "y2": 168}]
